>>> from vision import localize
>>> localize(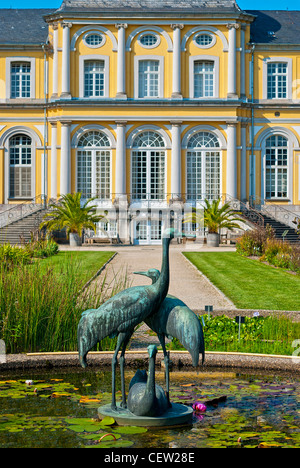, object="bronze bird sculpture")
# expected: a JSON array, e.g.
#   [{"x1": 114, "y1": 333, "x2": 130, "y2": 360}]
[
  {"x1": 134, "y1": 268, "x2": 205, "y2": 406},
  {"x1": 78, "y1": 228, "x2": 185, "y2": 411},
  {"x1": 127, "y1": 345, "x2": 169, "y2": 417}
]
